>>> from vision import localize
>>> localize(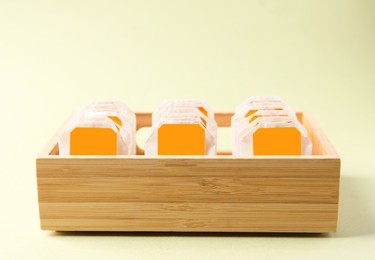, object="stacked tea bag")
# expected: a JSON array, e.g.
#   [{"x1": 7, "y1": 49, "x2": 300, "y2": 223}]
[
  {"x1": 145, "y1": 100, "x2": 217, "y2": 155},
  {"x1": 58, "y1": 101, "x2": 136, "y2": 155},
  {"x1": 231, "y1": 96, "x2": 312, "y2": 156}
]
